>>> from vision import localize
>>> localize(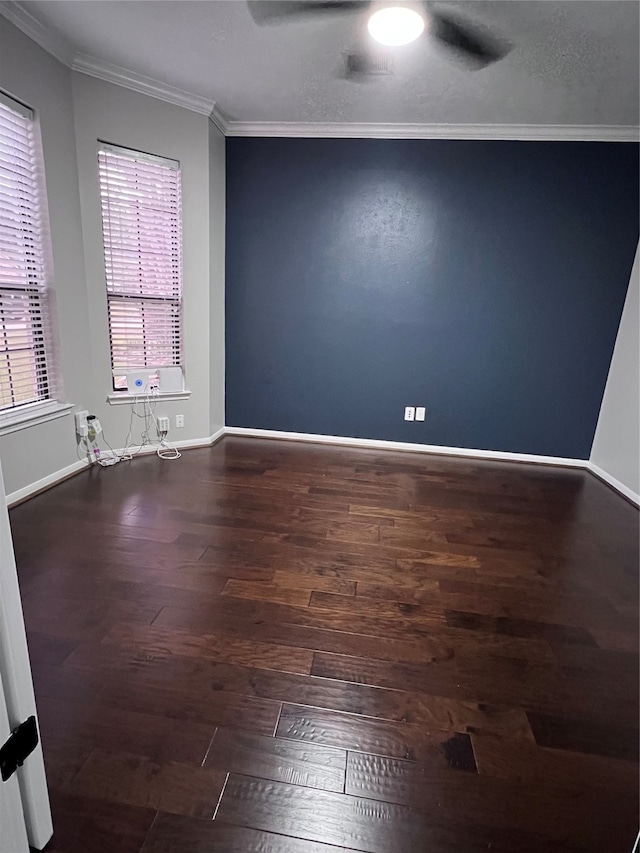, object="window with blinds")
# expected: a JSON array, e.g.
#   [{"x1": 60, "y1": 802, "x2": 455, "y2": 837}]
[
  {"x1": 0, "y1": 92, "x2": 55, "y2": 412},
  {"x1": 98, "y1": 143, "x2": 183, "y2": 391}
]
